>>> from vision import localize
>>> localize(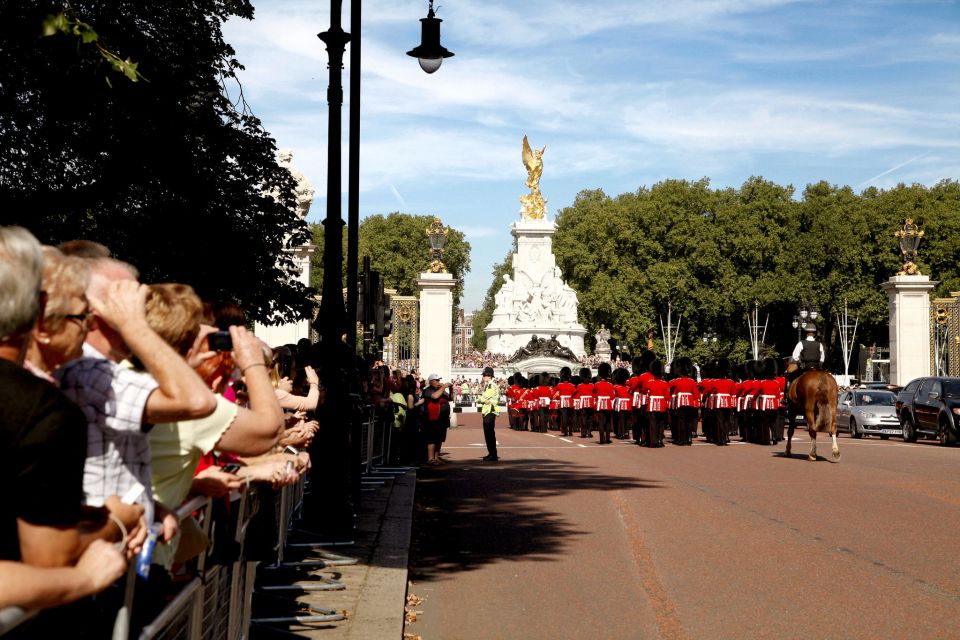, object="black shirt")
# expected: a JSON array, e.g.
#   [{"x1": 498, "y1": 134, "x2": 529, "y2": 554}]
[{"x1": 0, "y1": 359, "x2": 87, "y2": 560}]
